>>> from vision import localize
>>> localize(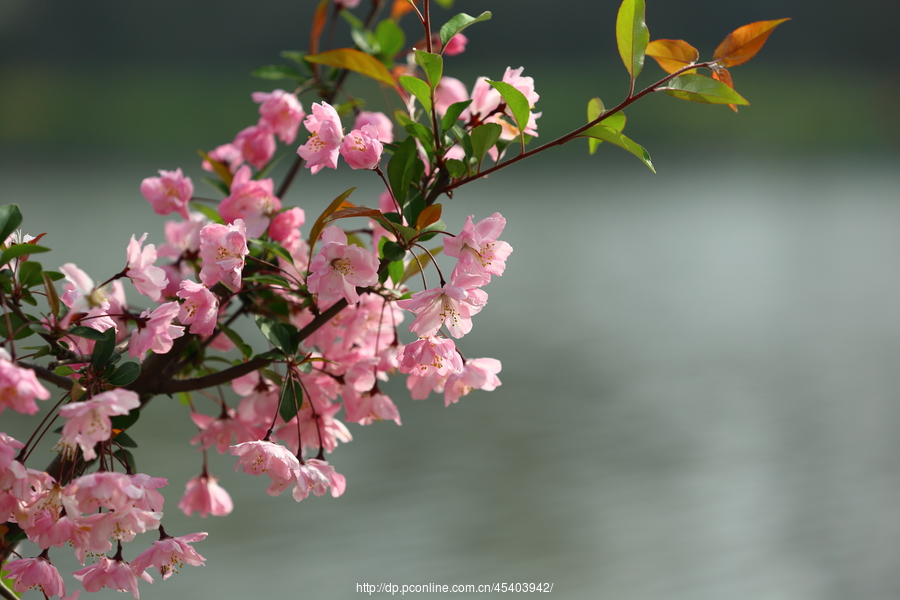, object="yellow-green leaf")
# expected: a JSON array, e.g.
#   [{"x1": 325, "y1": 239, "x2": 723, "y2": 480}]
[
  {"x1": 616, "y1": 0, "x2": 649, "y2": 80},
  {"x1": 306, "y1": 48, "x2": 395, "y2": 86}
]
